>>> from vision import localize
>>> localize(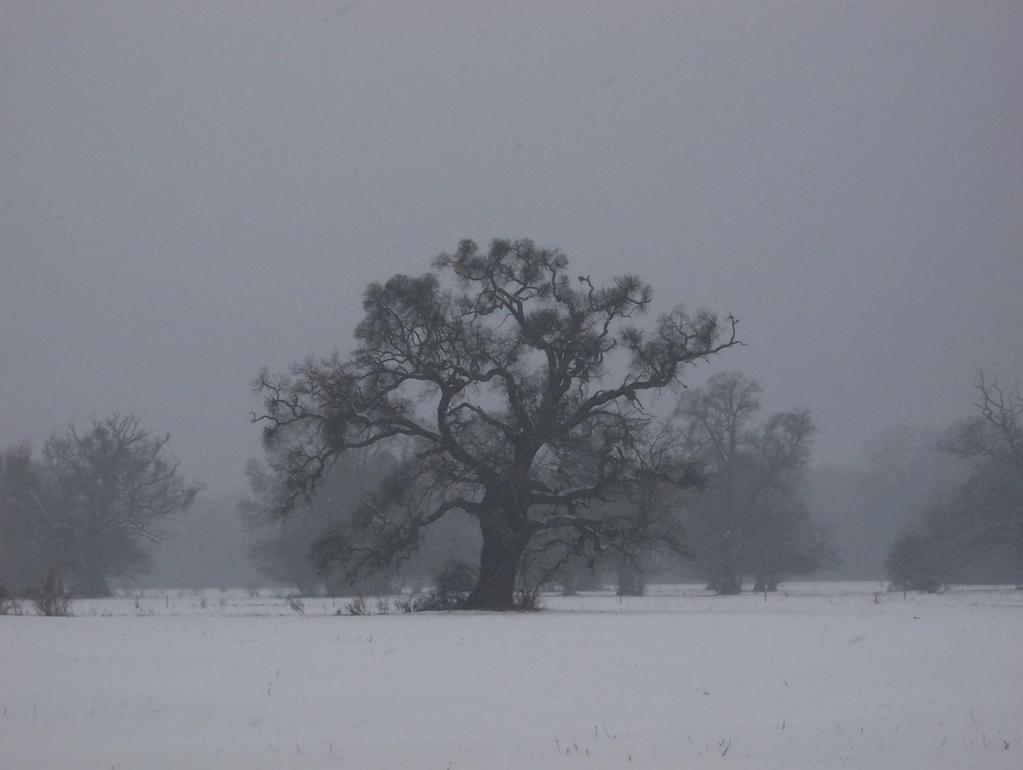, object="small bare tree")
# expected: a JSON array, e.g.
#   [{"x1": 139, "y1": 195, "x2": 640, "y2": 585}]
[
  {"x1": 0, "y1": 583, "x2": 21, "y2": 615},
  {"x1": 29, "y1": 570, "x2": 72, "y2": 617}
]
